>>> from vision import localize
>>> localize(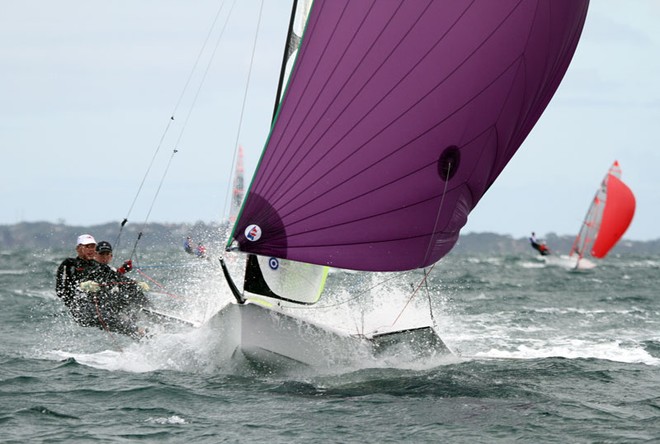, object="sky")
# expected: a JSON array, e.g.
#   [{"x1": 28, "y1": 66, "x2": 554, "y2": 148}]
[{"x1": 1, "y1": 1, "x2": 659, "y2": 242}]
